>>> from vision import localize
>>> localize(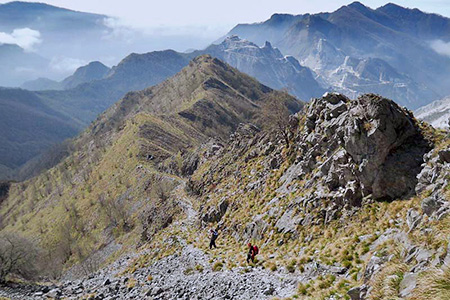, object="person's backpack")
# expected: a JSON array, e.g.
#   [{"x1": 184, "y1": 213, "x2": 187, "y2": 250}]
[{"x1": 253, "y1": 245, "x2": 259, "y2": 255}]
